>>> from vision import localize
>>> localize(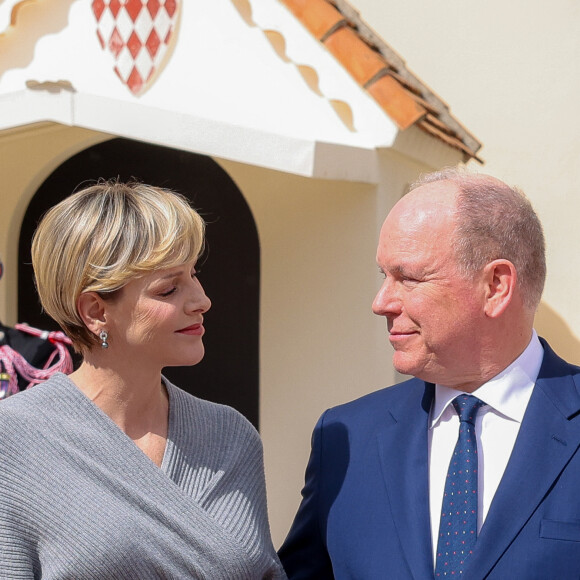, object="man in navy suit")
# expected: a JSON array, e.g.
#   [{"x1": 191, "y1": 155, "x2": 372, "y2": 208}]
[{"x1": 279, "y1": 168, "x2": 580, "y2": 579}]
